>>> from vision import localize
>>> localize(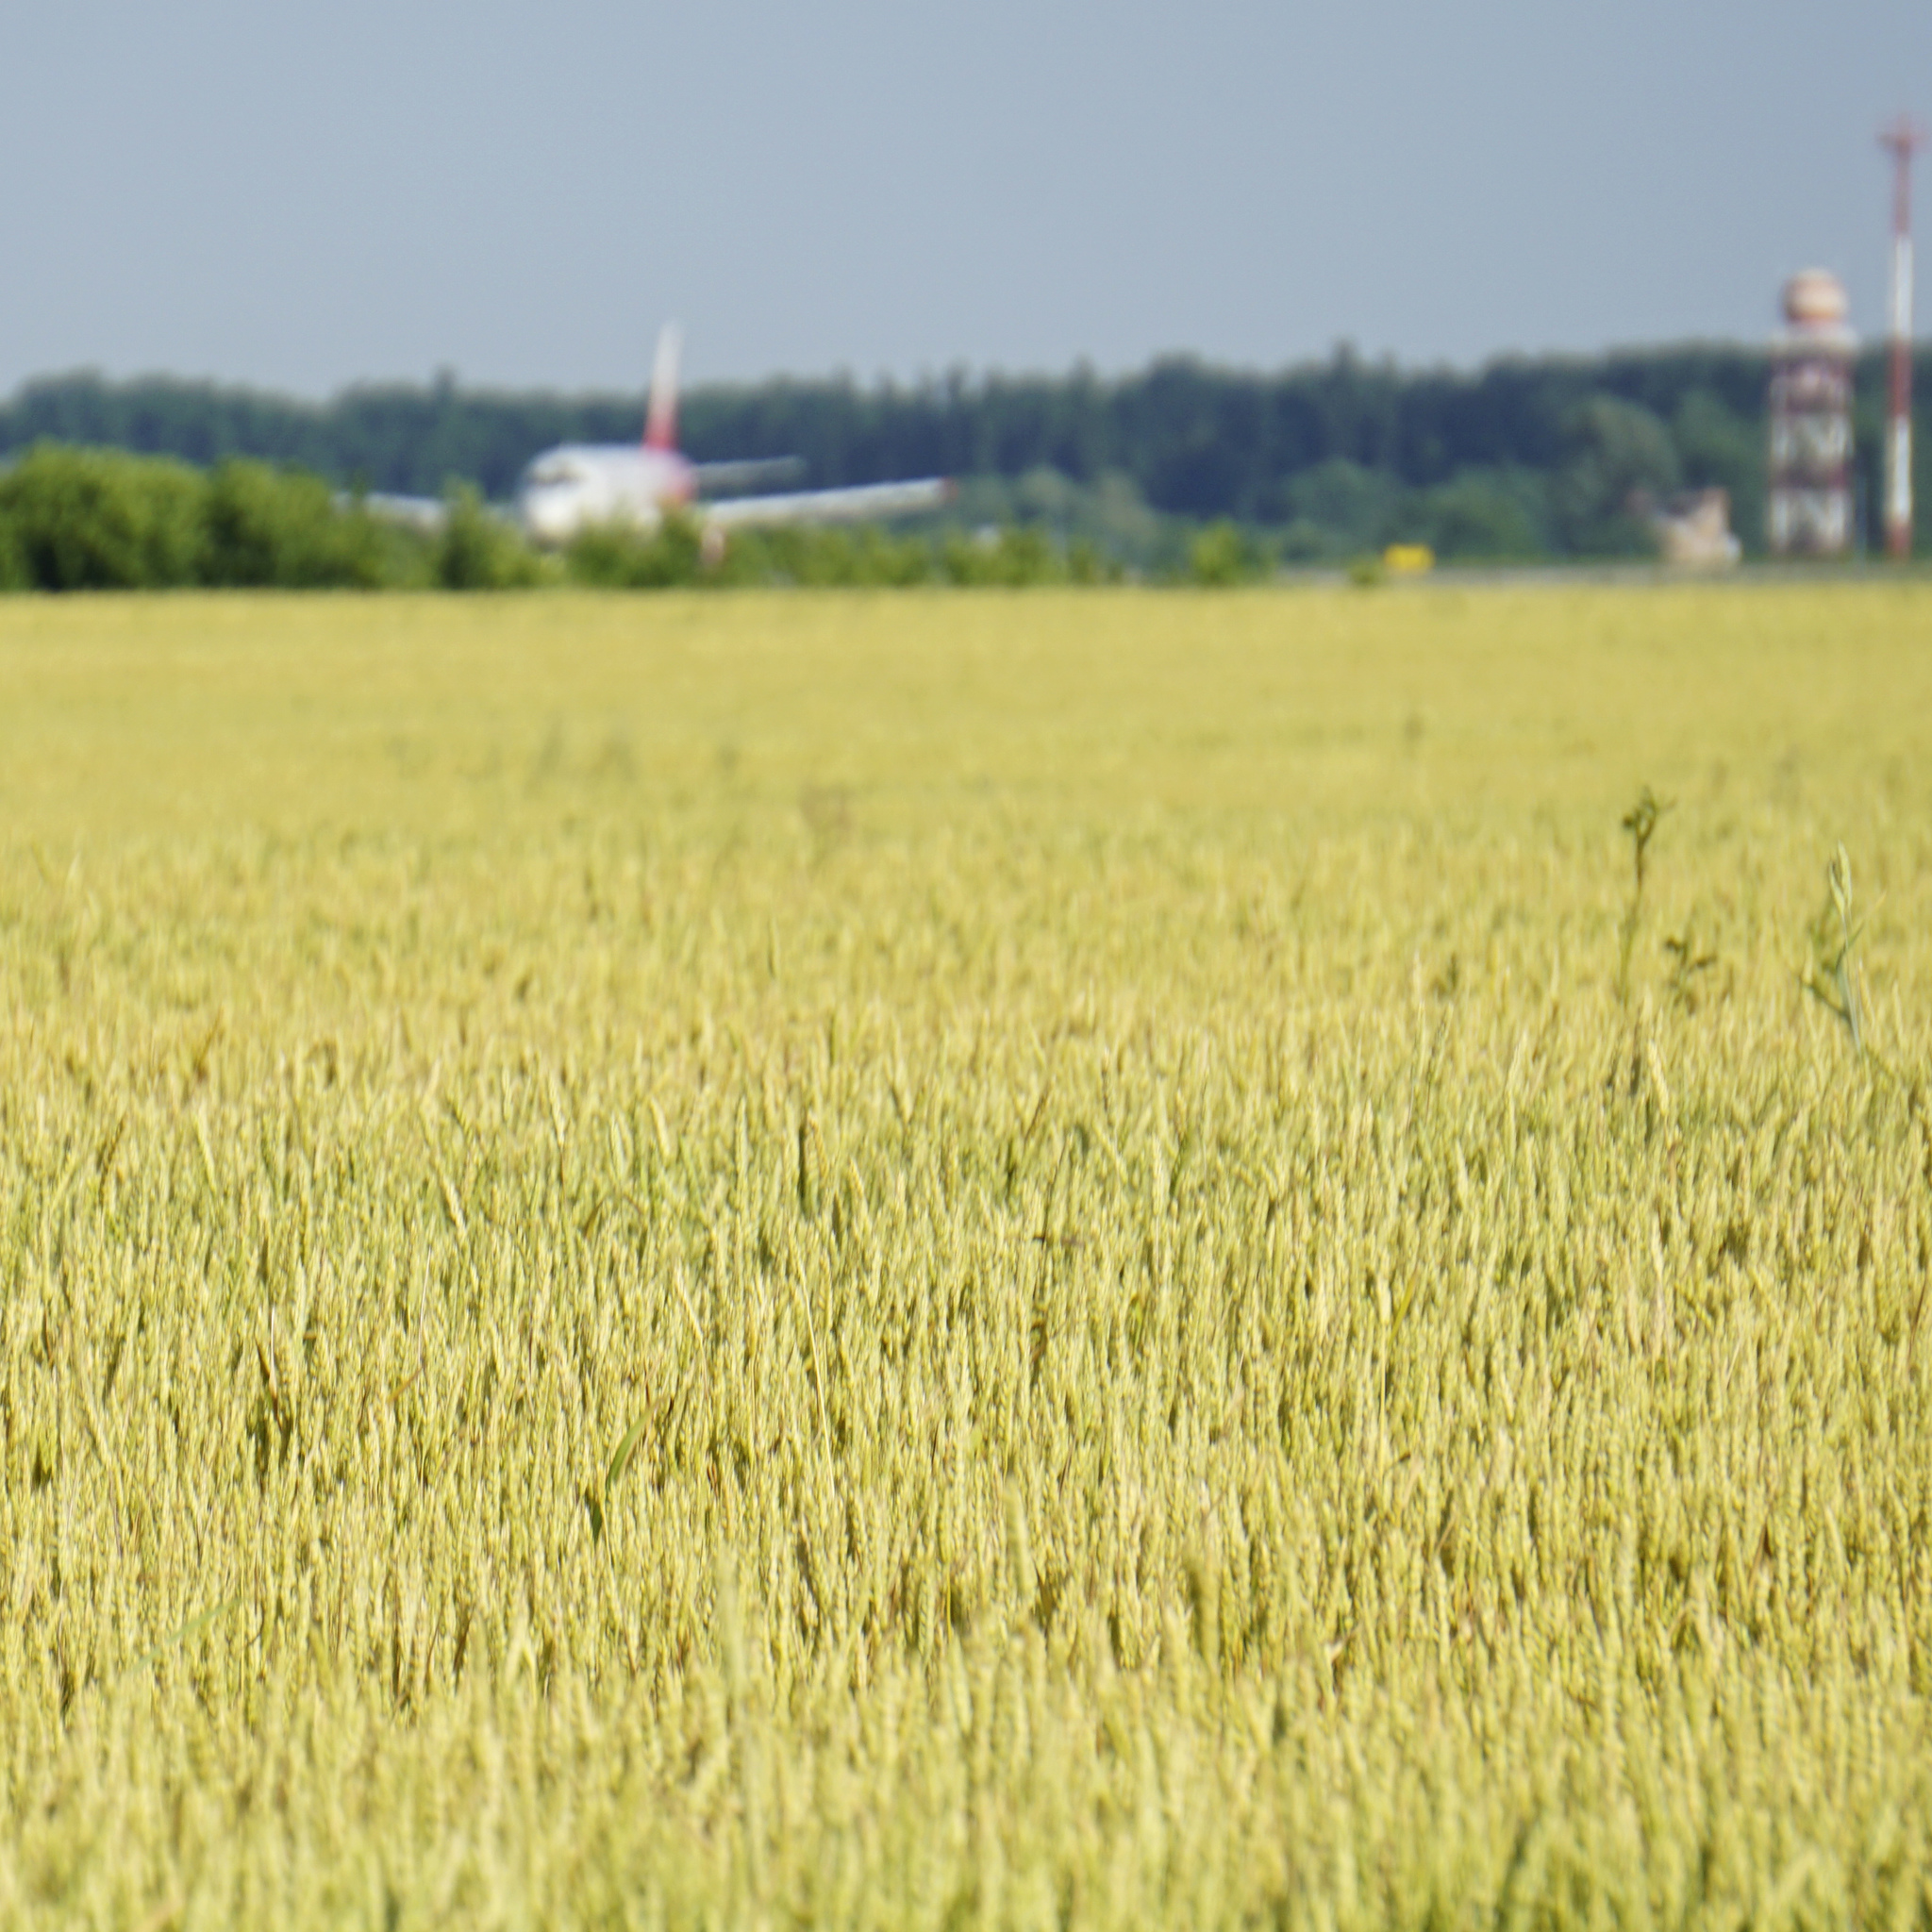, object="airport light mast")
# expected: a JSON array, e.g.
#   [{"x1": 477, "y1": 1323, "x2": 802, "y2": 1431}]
[{"x1": 1880, "y1": 115, "x2": 1925, "y2": 560}]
